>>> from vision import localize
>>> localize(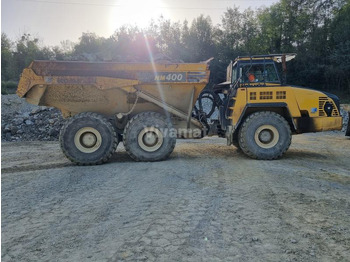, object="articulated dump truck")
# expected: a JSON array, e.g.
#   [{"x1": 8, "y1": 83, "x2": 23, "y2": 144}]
[{"x1": 17, "y1": 54, "x2": 344, "y2": 165}]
